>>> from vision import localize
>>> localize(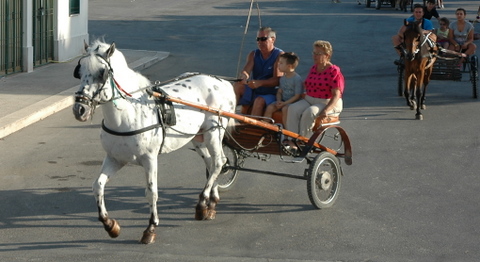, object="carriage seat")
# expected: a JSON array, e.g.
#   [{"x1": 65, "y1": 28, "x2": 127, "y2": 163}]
[
  {"x1": 240, "y1": 104, "x2": 340, "y2": 131},
  {"x1": 240, "y1": 105, "x2": 283, "y2": 124}
]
